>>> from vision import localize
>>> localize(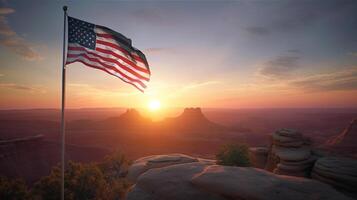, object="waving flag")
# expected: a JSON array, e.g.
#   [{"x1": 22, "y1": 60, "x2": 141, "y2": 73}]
[{"x1": 66, "y1": 16, "x2": 150, "y2": 92}]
